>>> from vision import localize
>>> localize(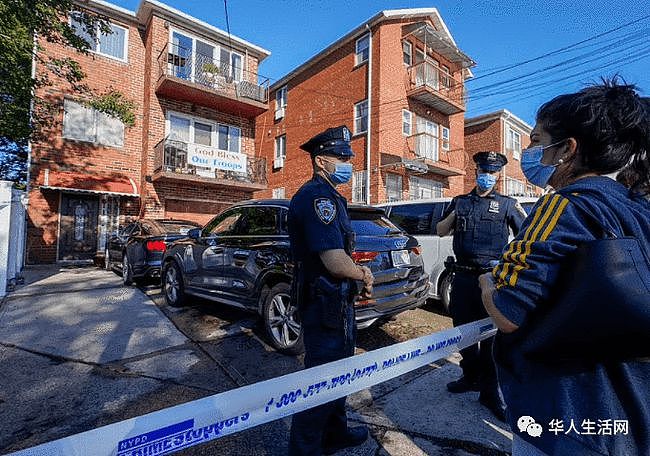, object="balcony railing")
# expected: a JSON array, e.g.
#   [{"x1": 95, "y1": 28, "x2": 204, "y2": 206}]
[
  {"x1": 158, "y1": 42, "x2": 269, "y2": 104},
  {"x1": 407, "y1": 132, "x2": 465, "y2": 174},
  {"x1": 153, "y1": 138, "x2": 267, "y2": 187},
  {"x1": 406, "y1": 61, "x2": 465, "y2": 113}
]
